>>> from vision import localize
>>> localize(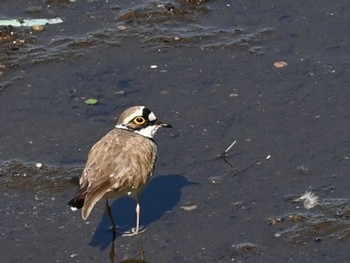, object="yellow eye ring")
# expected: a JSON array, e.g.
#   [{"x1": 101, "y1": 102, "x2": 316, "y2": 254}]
[{"x1": 133, "y1": 116, "x2": 146, "y2": 125}]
